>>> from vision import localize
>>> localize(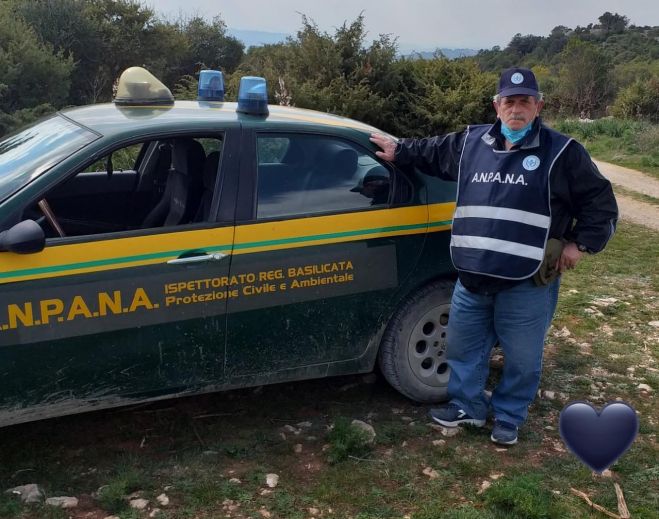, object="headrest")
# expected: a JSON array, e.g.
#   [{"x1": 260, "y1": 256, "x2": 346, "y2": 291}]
[
  {"x1": 315, "y1": 144, "x2": 358, "y2": 177},
  {"x1": 172, "y1": 139, "x2": 206, "y2": 175}
]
